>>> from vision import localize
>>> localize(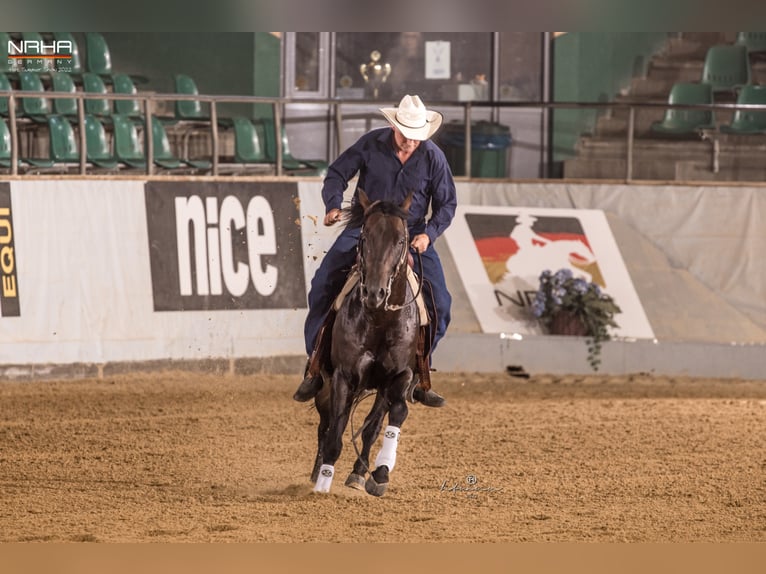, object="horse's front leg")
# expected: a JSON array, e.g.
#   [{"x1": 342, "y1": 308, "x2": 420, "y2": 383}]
[
  {"x1": 345, "y1": 391, "x2": 389, "y2": 490},
  {"x1": 310, "y1": 374, "x2": 332, "y2": 483},
  {"x1": 313, "y1": 369, "x2": 353, "y2": 493},
  {"x1": 365, "y1": 367, "x2": 412, "y2": 497}
]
